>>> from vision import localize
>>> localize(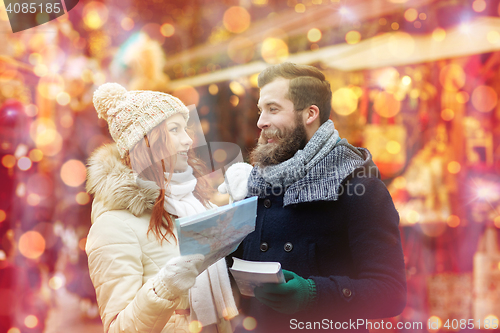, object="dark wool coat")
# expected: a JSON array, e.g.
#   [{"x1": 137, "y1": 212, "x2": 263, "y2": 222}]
[{"x1": 228, "y1": 148, "x2": 407, "y2": 333}]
